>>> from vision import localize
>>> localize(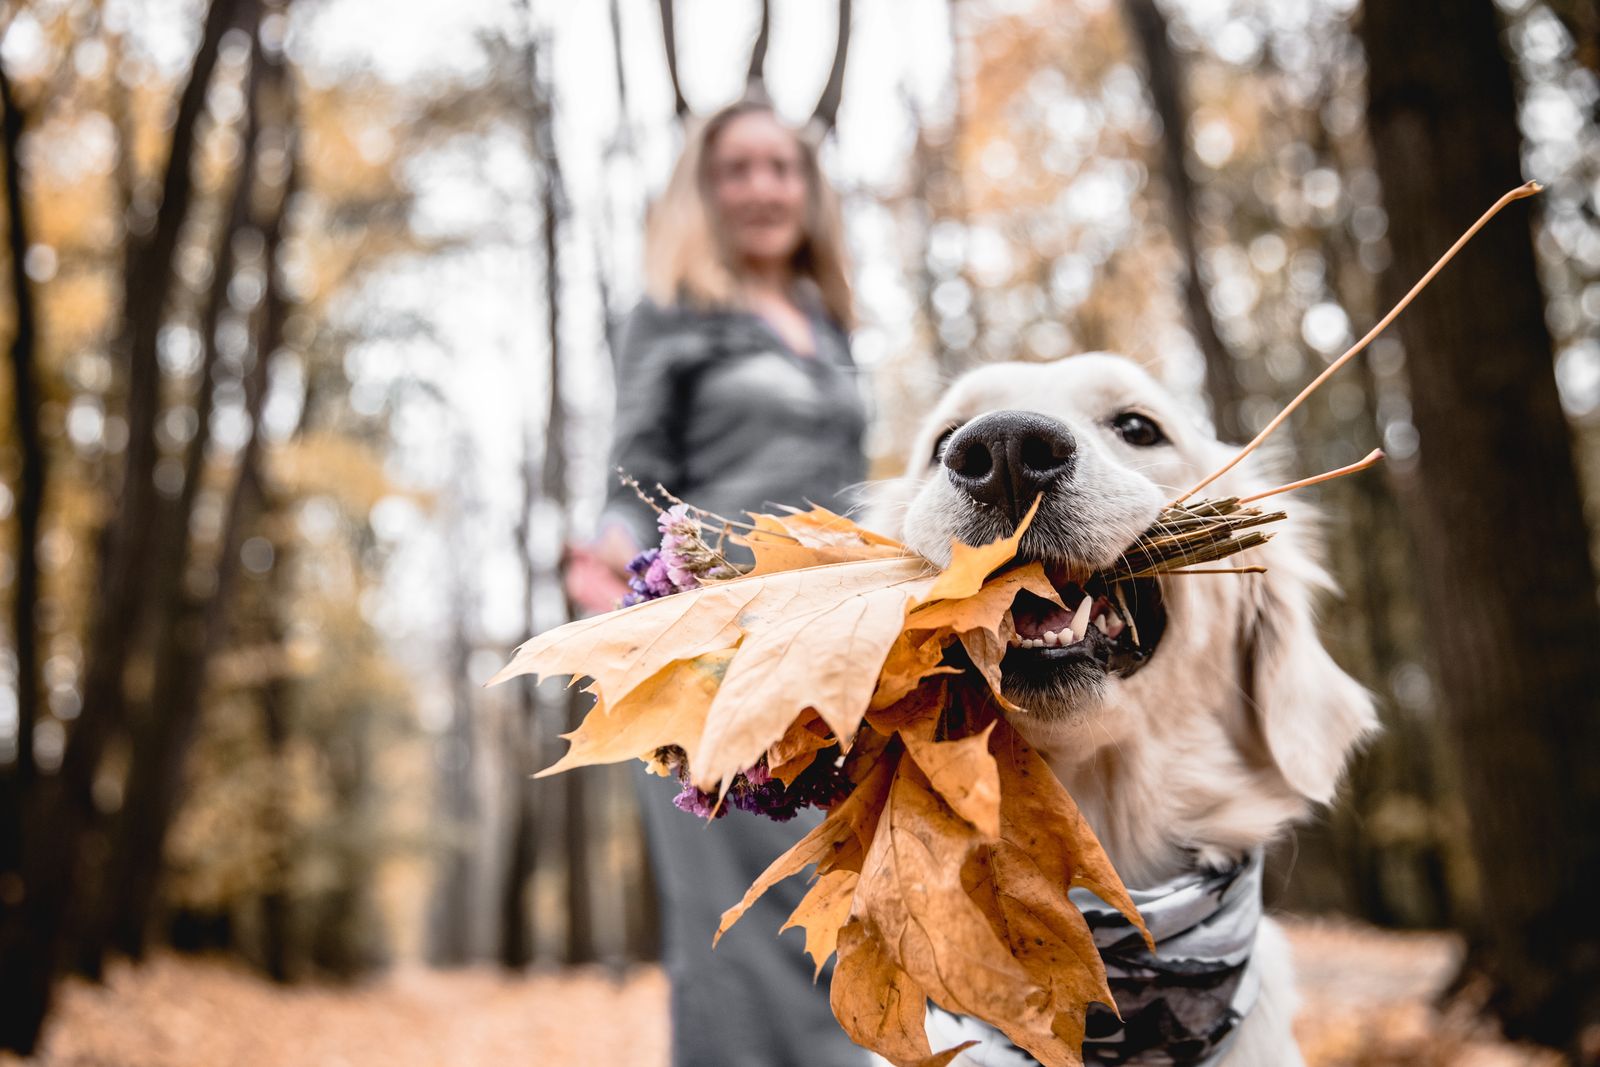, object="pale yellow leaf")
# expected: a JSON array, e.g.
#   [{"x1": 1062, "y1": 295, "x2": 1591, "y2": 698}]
[
  {"x1": 920, "y1": 496, "x2": 1041, "y2": 603},
  {"x1": 692, "y1": 558, "x2": 938, "y2": 789},
  {"x1": 533, "y1": 651, "x2": 732, "y2": 778},
  {"x1": 490, "y1": 556, "x2": 929, "y2": 734},
  {"x1": 782, "y1": 869, "x2": 860, "y2": 979},
  {"x1": 764, "y1": 505, "x2": 906, "y2": 548},
  {"x1": 907, "y1": 562, "x2": 1062, "y2": 635},
  {"x1": 739, "y1": 511, "x2": 908, "y2": 577}
]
